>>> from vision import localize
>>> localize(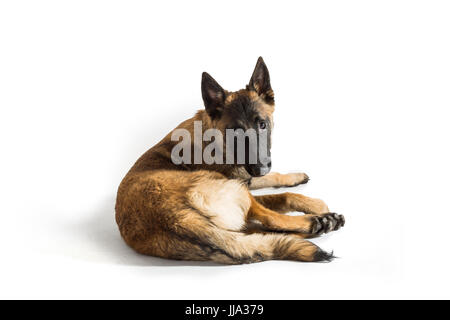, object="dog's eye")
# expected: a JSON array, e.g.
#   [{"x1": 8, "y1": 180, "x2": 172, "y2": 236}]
[{"x1": 258, "y1": 121, "x2": 267, "y2": 130}]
